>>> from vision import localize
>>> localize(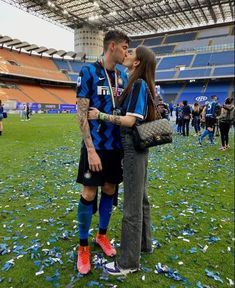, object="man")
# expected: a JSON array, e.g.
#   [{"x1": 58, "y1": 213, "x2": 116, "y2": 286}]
[
  {"x1": 175, "y1": 102, "x2": 183, "y2": 134},
  {"x1": 199, "y1": 95, "x2": 221, "y2": 145},
  {"x1": 169, "y1": 101, "x2": 174, "y2": 117},
  {"x1": 157, "y1": 98, "x2": 170, "y2": 120},
  {"x1": 76, "y1": 30, "x2": 129, "y2": 274}
]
